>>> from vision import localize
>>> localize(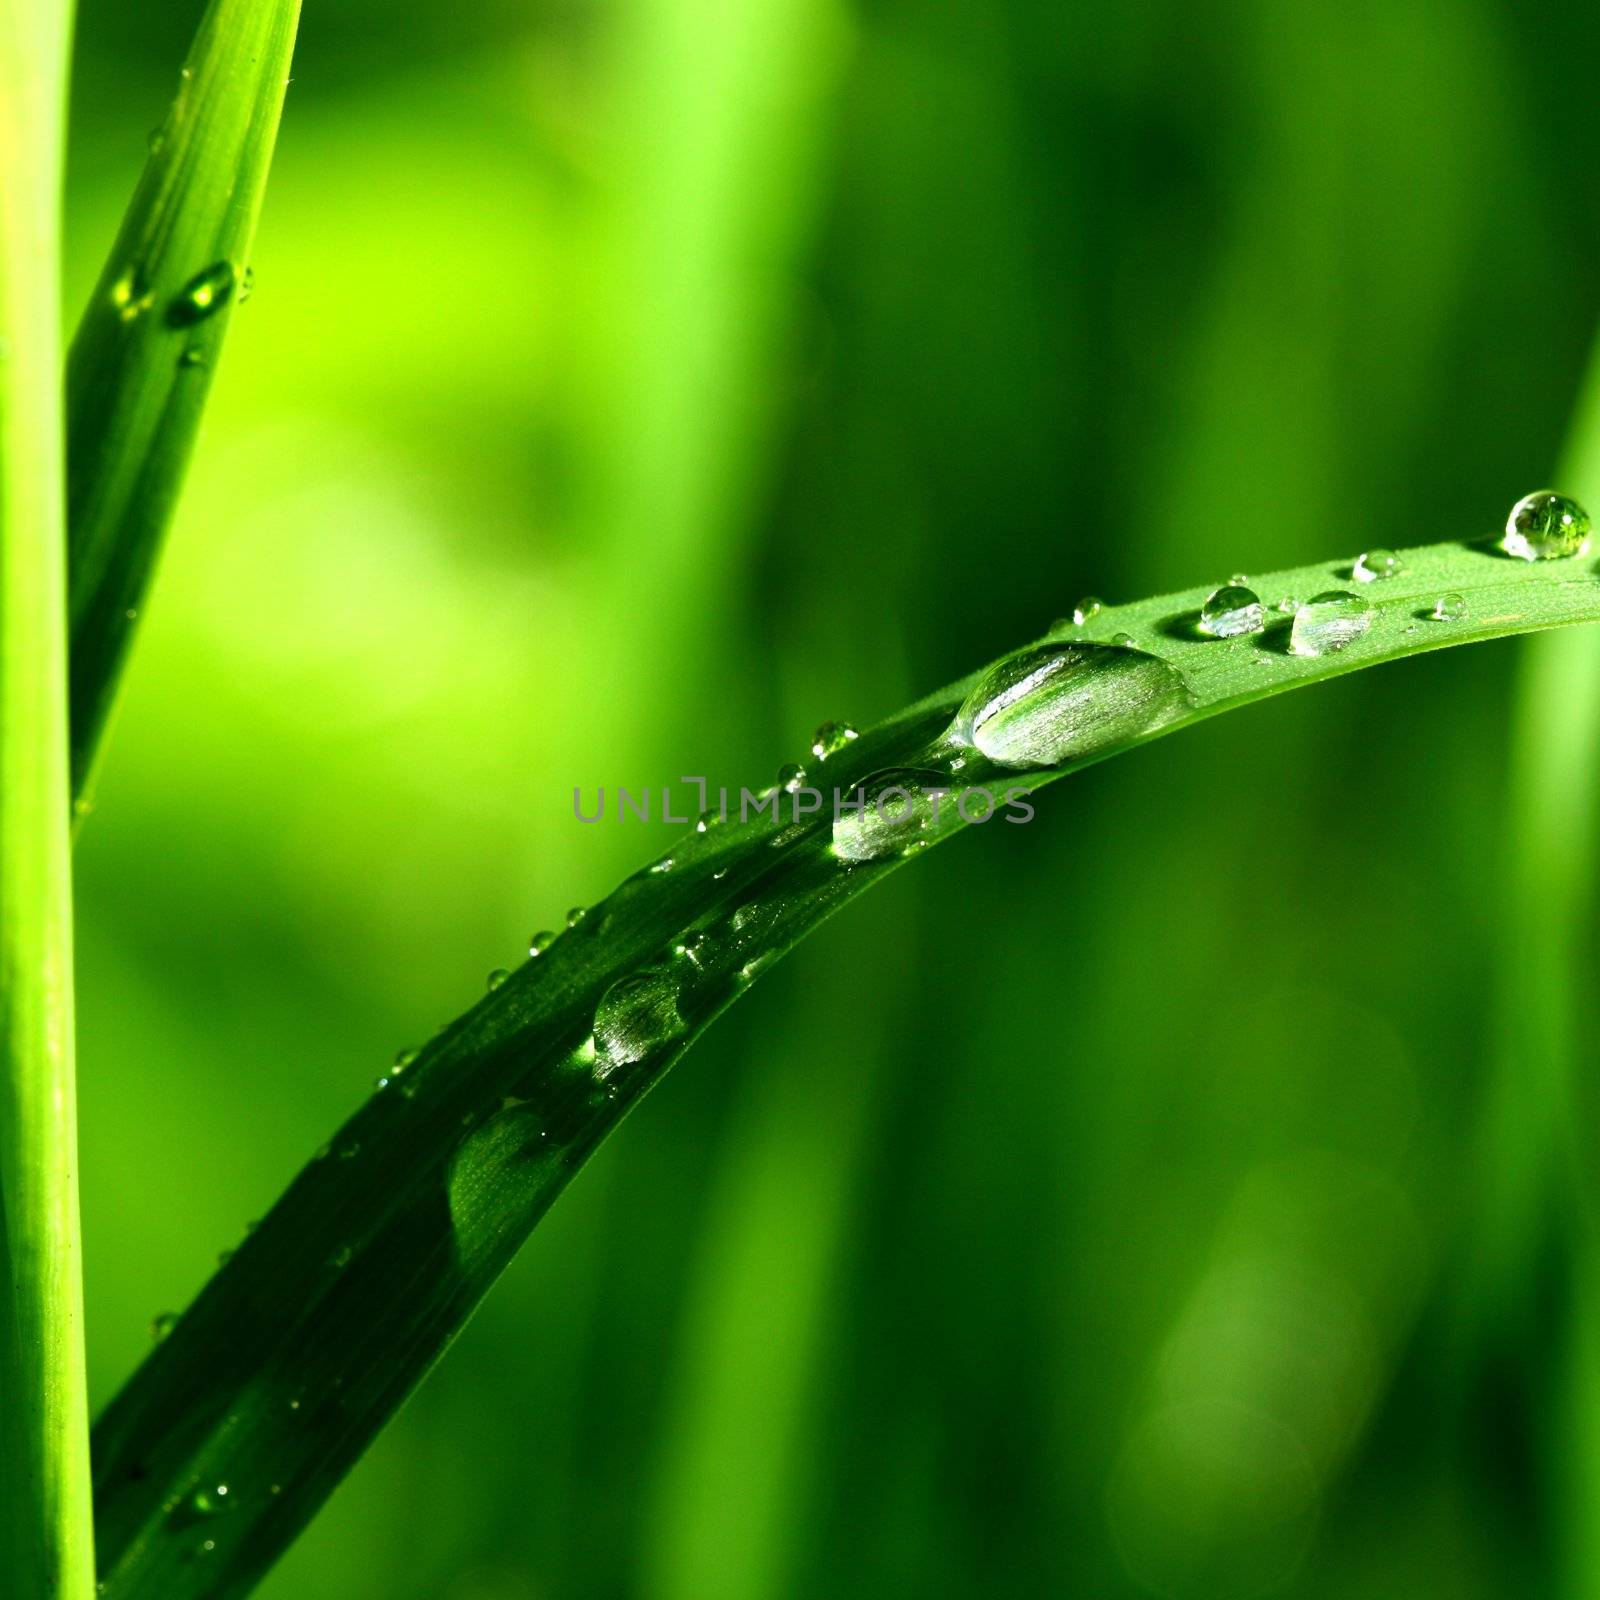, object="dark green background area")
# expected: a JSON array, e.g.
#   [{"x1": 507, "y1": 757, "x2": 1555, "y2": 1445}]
[{"x1": 63, "y1": 0, "x2": 1599, "y2": 1594}]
